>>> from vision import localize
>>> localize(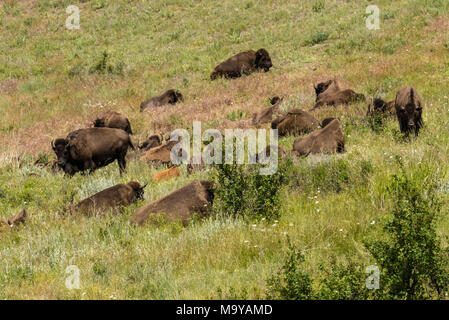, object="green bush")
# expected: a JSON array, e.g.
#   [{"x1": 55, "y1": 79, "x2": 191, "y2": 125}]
[
  {"x1": 304, "y1": 31, "x2": 329, "y2": 46},
  {"x1": 266, "y1": 238, "x2": 313, "y2": 300},
  {"x1": 212, "y1": 159, "x2": 291, "y2": 221},
  {"x1": 364, "y1": 160, "x2": 449, "y2": 299}
]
